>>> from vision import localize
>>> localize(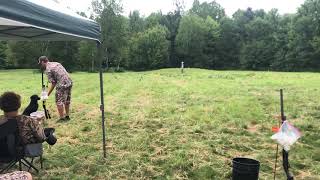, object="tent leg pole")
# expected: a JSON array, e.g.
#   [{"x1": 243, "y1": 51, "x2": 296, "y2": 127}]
[
  {"x1": 98, "y1": 43, "x2": 106, "y2": 158},
  {"x1": 100, "y1": 69, "x2": 106, "y2": 158}
]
